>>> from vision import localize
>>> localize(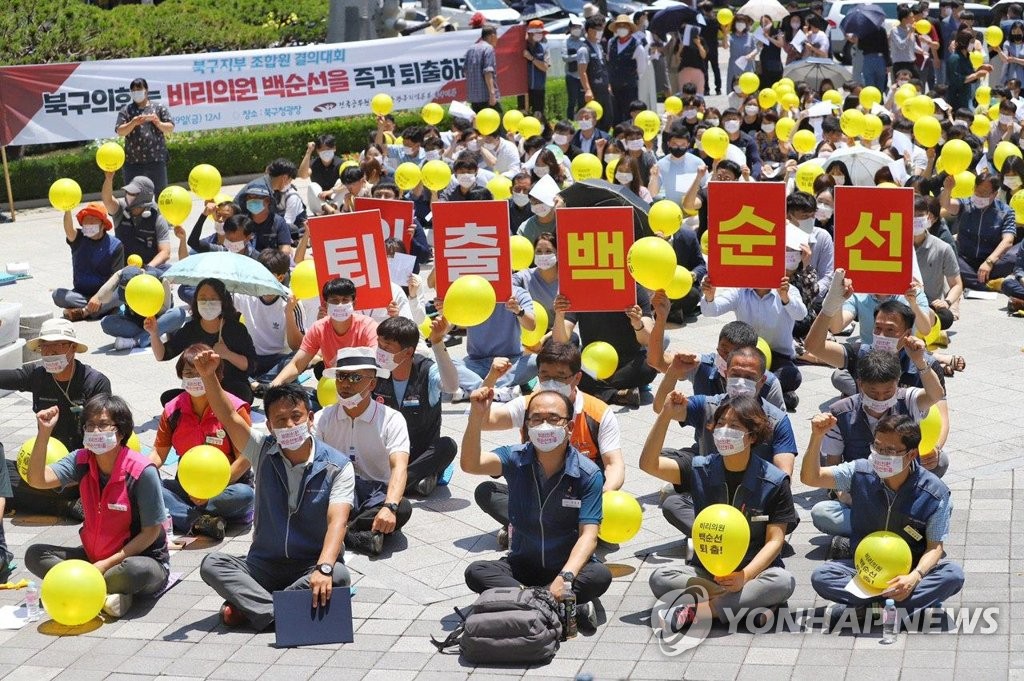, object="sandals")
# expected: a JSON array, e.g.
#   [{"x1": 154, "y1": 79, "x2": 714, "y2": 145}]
[{"x1": 942, "y1": 355, "x2": 966, "y2": 377}]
